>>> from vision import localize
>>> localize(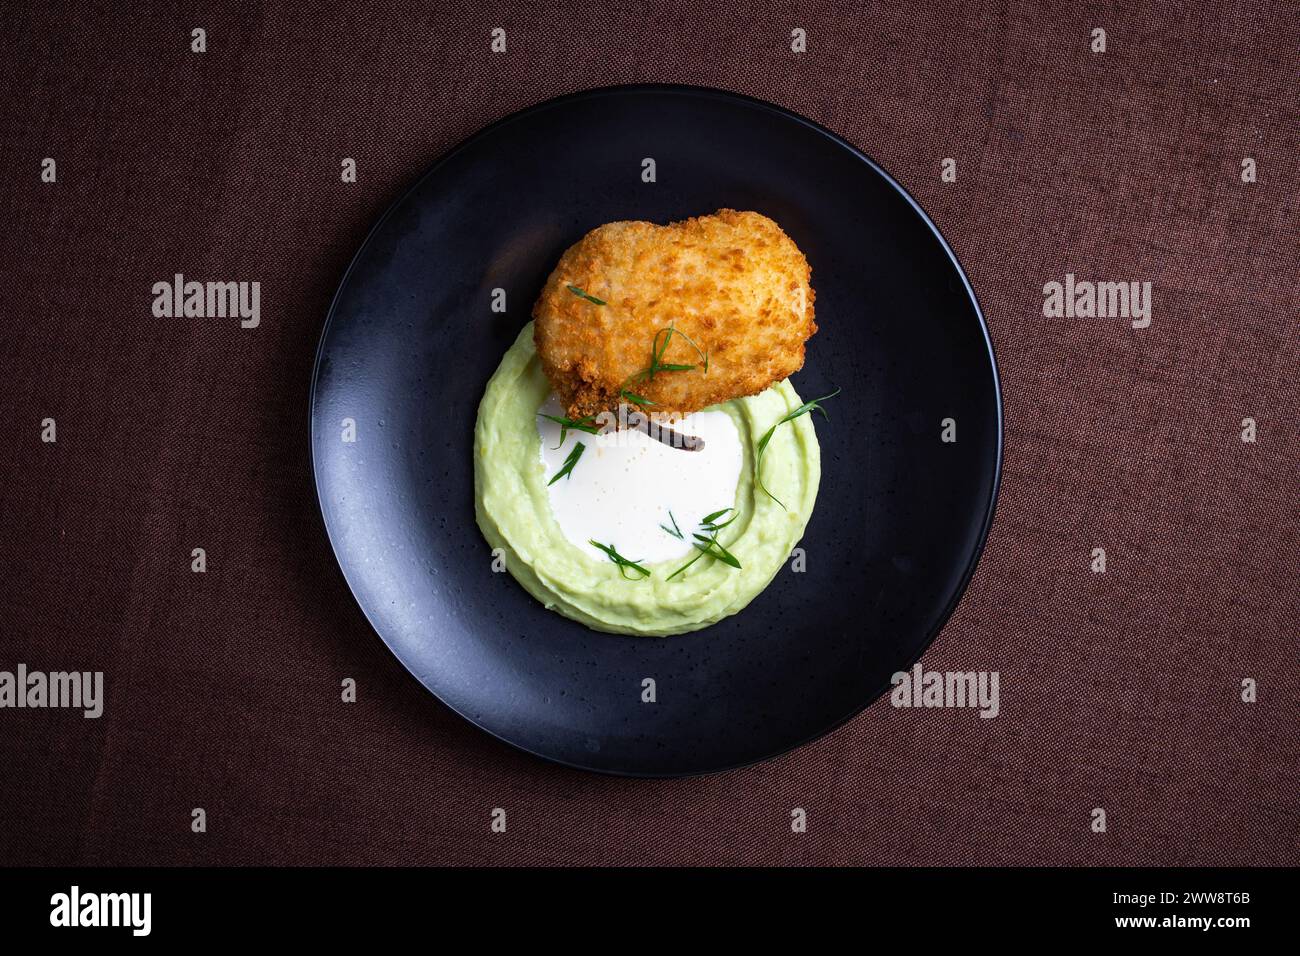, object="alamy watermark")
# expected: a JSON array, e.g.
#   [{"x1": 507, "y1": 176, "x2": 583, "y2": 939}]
[
  {"x1": 0, "y1": 665, "x2": 103, "y2": 718},
  {"x1": 545, "y1": 403, "x2": 706, "y2": 450},
  {"x1": 1042, "y1": 273, "x2": 1151, "y2": 328},
  {"x1": 50, "y1": 886, "x2": 150, "y2": 936},
  {"x1": 890, "y1": 664, "x2": 999, "y2": 718},
  {"x1": 151, "y1": 273, "x2": 260, "y2": 328}
]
